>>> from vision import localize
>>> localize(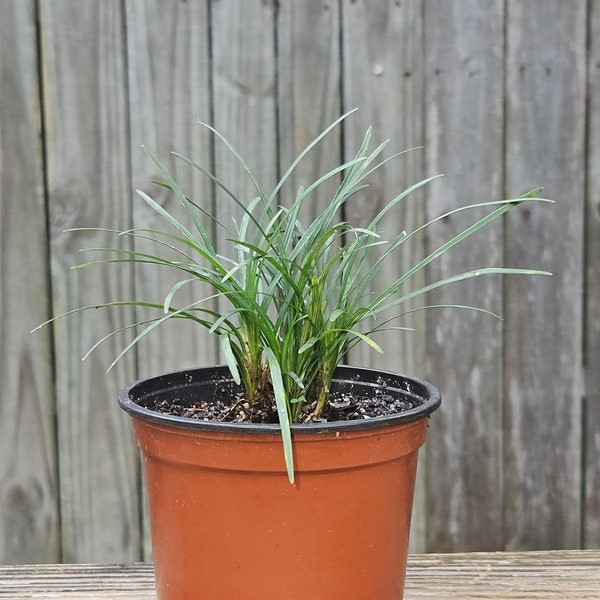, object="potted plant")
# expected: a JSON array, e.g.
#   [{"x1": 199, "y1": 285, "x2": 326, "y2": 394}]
[{"x1": 38, "y1": 110, "x2": 549, "y2": 599}]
